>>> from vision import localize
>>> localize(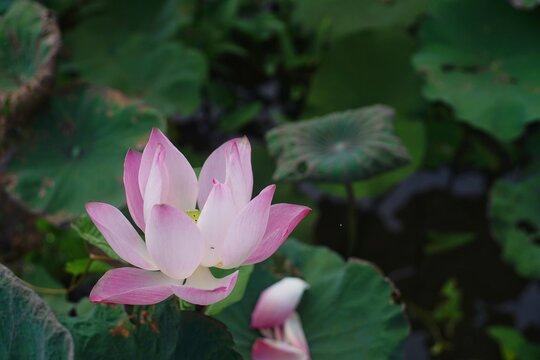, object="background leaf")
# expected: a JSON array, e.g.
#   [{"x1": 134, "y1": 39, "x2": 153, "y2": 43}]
[
  {"x1": 413, "y1": 0, "x2": 540, "y2": 141},
  {"x1": 65, "y1": 0, "x2": 206, "y2": 115},
  {"x1": 488, "y1": 326, "x2": 540, "y2": 360},
  {"x1": 61, "y1": 301, "x2": 241, "y2": 360}
]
